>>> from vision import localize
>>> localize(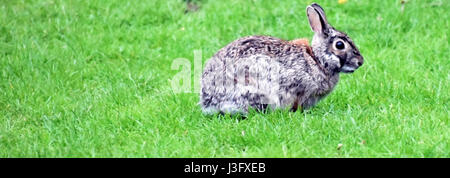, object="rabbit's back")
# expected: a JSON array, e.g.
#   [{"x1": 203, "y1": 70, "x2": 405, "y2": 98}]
[
  {"x1": 200, "y1": 36, "x2": 321, "y2": 114},
  {"x1": 212, "y1": 36, "x2": 305, "y2": 63}
]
